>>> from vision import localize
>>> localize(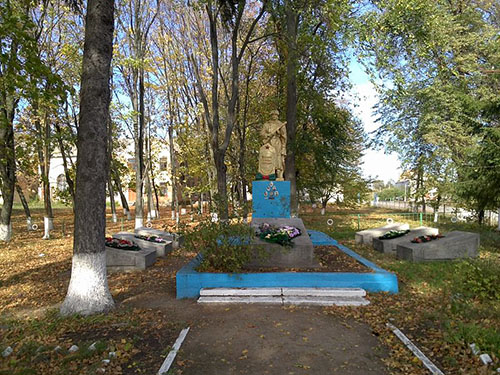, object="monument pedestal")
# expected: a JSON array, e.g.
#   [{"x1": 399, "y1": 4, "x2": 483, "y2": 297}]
[
  {"x1": 252, "y1": 181, "x2": 291, "y2": 218},
  {"x1": 250, "y1": 181, "x2": 319, "y2": 268}
]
